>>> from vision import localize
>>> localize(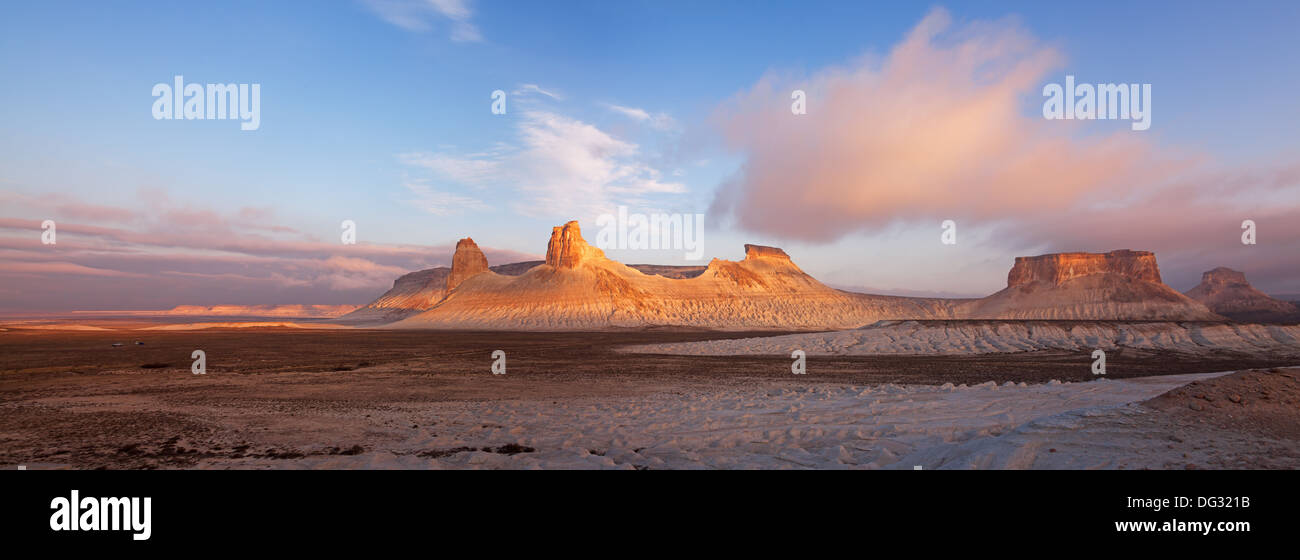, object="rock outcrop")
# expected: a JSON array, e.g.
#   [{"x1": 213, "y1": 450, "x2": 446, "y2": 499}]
[
  {"x1": 545, "y1": 221, "x2": 606, "y2": 269},
  {"x1": 961, "y1": 250, "x2": 1221, "y2": 320},
  {"x1": 338, "y1": 261, "x2": 537, "y2": 324},
  {"x1": 743, "y1": 244, "x2": 792, "y2": 262},
  {"x1": 1185, "y1": 267, "x2": 1299, "y2": 322},
  {"x1": 387, "y1": 221, "x2": 958, "y2": 330},
  {"x1": 1007, "y1": 250, "x2": 1161, "y2": 287},
  {"x1": 346, "y1": 226, "x2": 1232, "y2": 329},
  {"x1": 446, "y1": 237, "x2": 490, "y2": 292}
]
